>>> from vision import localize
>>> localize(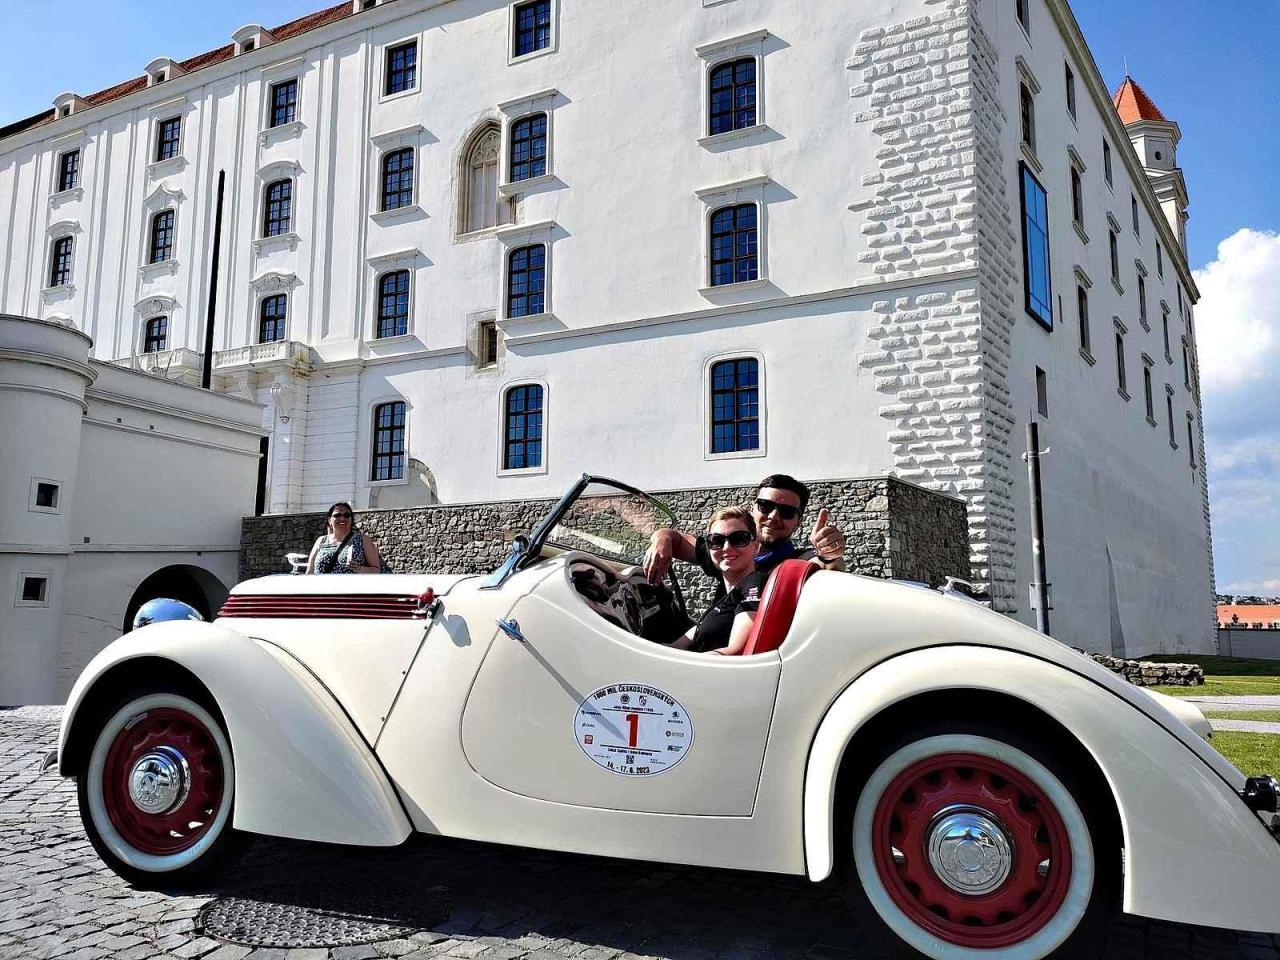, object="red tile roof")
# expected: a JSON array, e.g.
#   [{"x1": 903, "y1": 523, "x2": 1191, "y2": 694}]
[
  {"x1": 1218, "y1": 604, "x2": 1280, "y2": 627},
  {"x1": 1, "y1": 1, "x2": 353, "y2": 141},
  {"x1": 1112, "y1": 76, "x2": 1168, "y2": 125}
]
